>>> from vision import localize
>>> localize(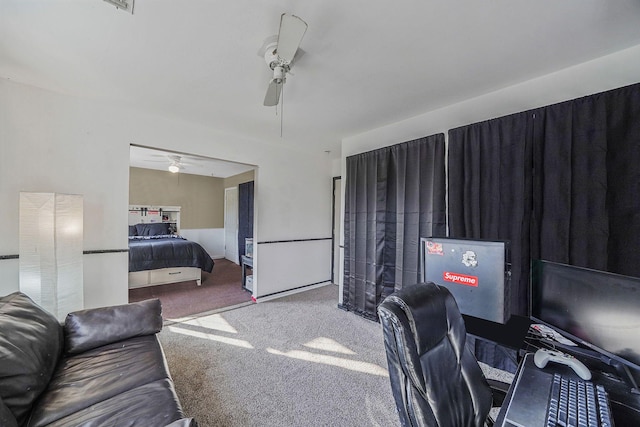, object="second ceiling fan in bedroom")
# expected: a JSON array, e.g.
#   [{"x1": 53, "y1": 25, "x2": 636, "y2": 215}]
[
  {"x1": 143, "y1": 153, "x2": 193, "y2": 173},
  {"x1": 259, "y1": 13, "x2": 308, "y2": 108}
]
